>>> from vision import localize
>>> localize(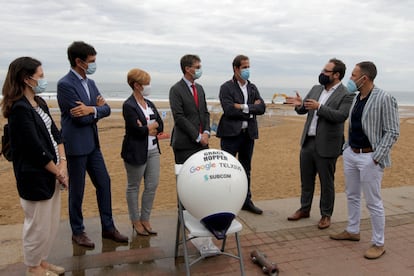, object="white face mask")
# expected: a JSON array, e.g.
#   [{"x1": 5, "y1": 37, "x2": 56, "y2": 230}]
[{"x1": 141, "y1": 84, "x2": 151, "y2": 96}]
